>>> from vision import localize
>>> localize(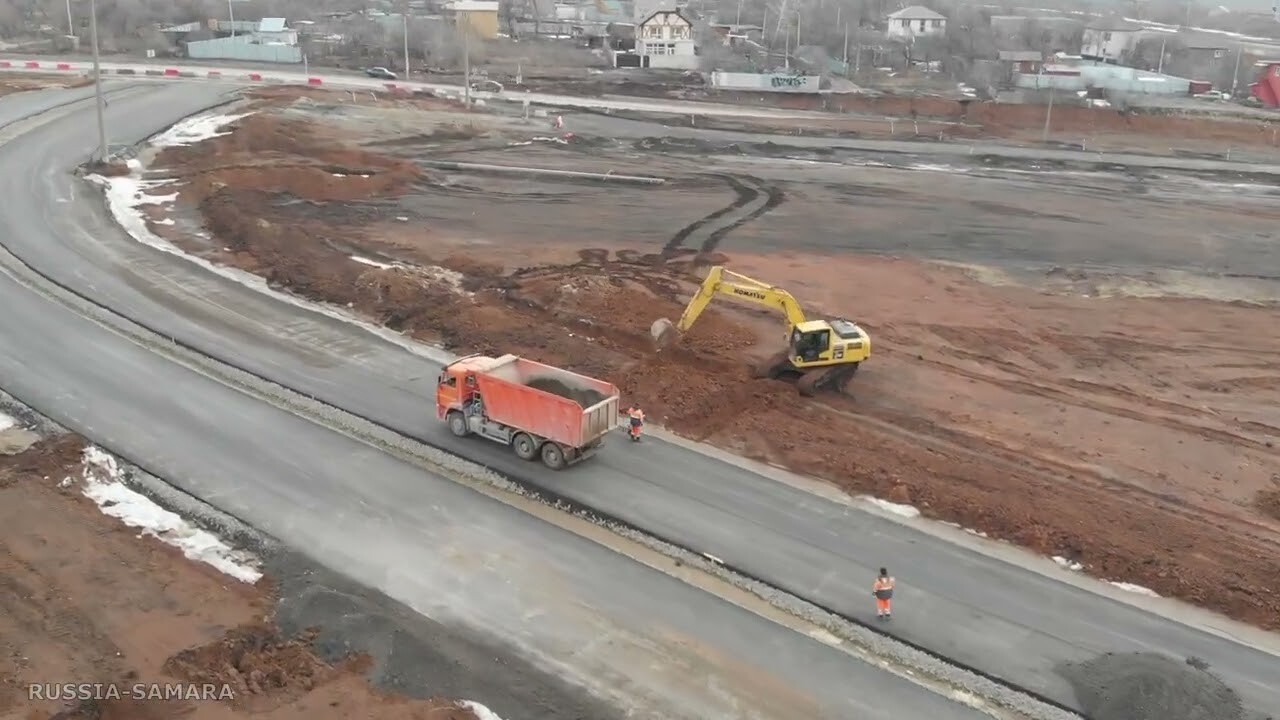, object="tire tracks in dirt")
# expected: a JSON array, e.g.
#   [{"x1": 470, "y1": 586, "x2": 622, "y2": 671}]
[
  {"x1": 663, "y1": 174, "x2": 785, "y2": 260},
  {"x1": 816, "y1": 395, "x2": 1280, "y2": 555}
]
